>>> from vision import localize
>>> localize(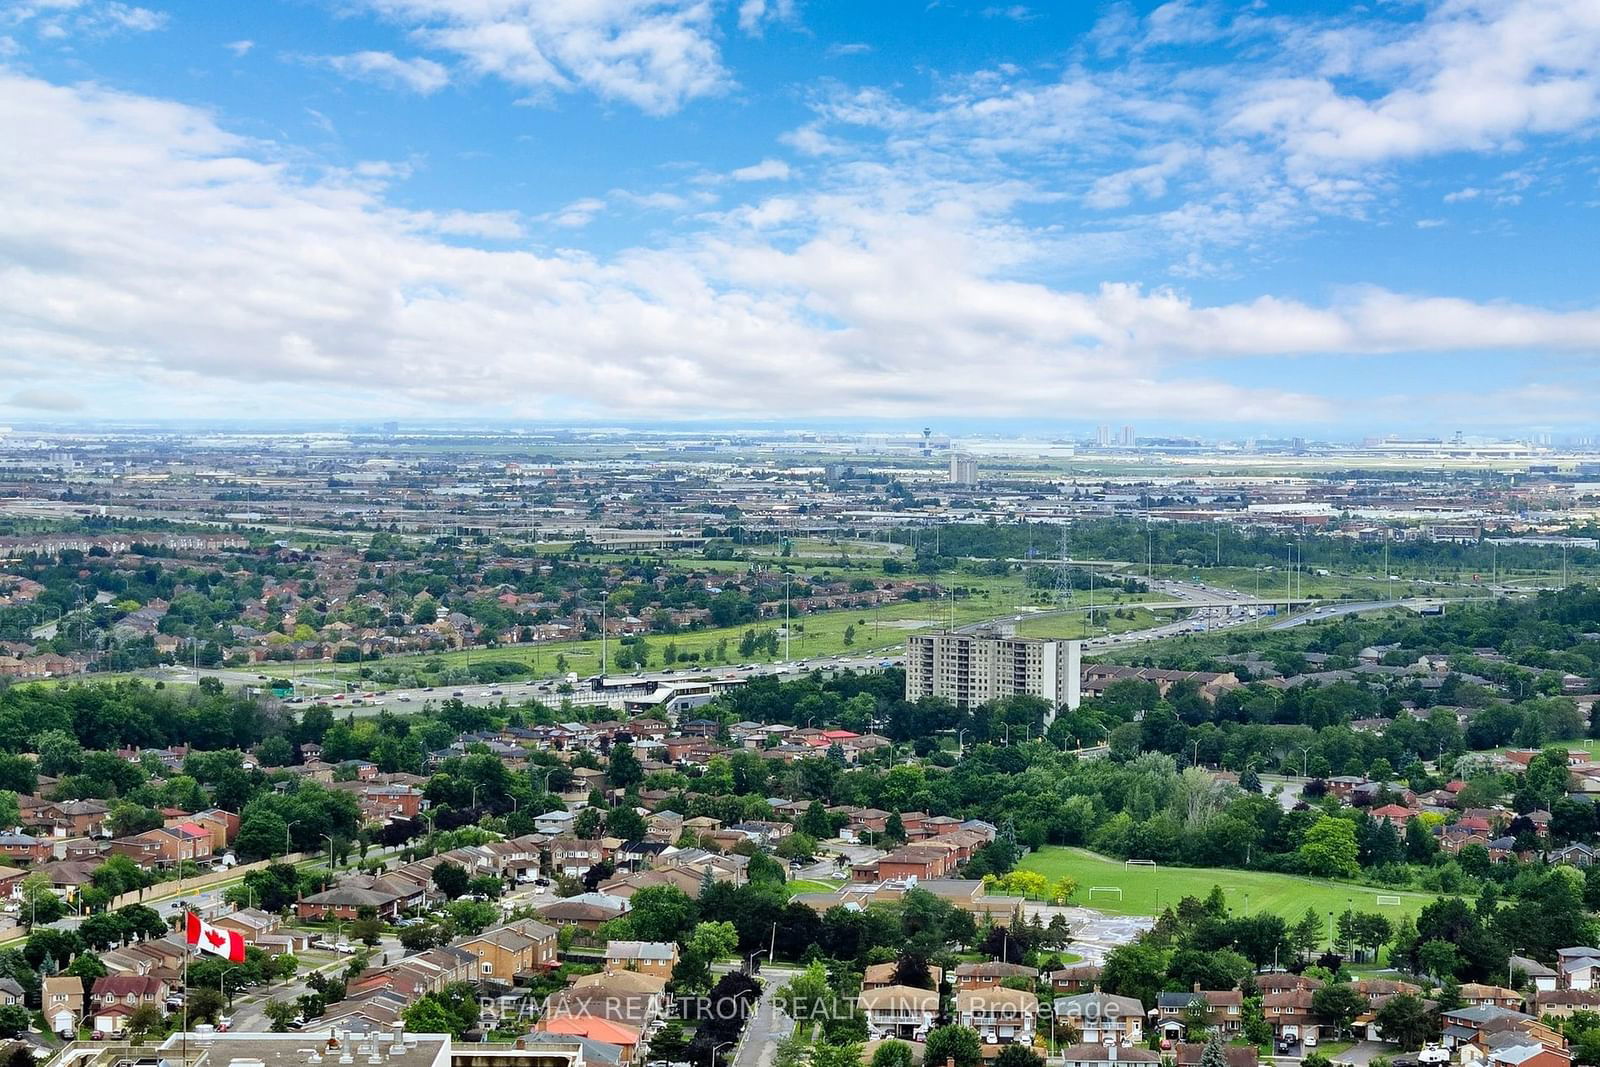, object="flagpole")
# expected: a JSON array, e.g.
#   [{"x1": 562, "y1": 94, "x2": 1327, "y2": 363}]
[{"x1": 182, "y1": 929, "x2": 189, "y2": 1065}]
